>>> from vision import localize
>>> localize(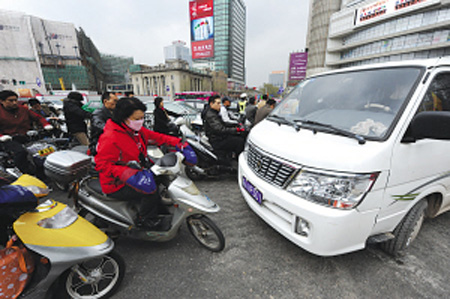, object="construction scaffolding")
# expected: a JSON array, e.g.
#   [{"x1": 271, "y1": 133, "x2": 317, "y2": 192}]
[{"x1": 42, "y1": 65, "x2": 90, "y2": 91}]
